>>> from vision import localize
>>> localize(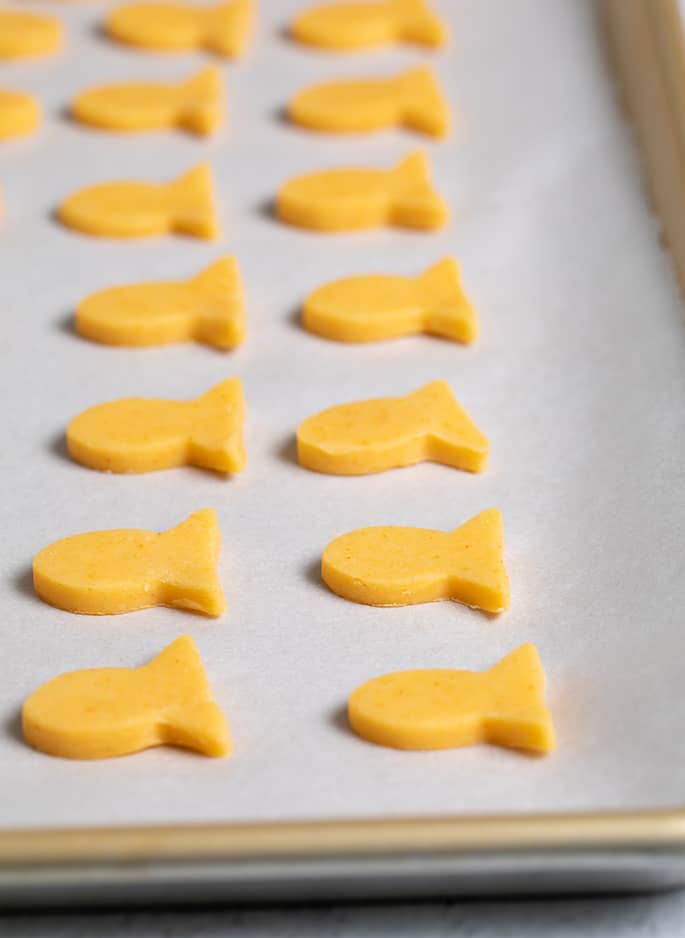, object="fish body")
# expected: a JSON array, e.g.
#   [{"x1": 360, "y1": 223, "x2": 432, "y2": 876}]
[
  {"x1": 291, "y1": 0, "x2": 446, "y2": 50},
  {"x1": 106, "y1": 0, "x2": 253, "y2": 55},
  {"x1": 0, "y1": 90, "x2": 41, "y2": 140},
  {"x1": 277, "y1": 151, "x2": 447, "y2": 232},
  {"x1": 348, "y1": 644, "x2": 555, "y2": 753},
  {"x1": 58, "y1": 162, "x2": 220, "y2": 239},
  {"x1": 67, "y1": 377, "x2": 246, "y2": 474},
  {"x1": 322, "y1": 508, "x2": 509, "y2": 613},
  {"x1": 289, "y1": 66, "x2": 449, "y2": 137},
  {"x1": 76, "y1": 256, "x2": 245, "y2": 349},
  {"x1": 22, "y1": 635, "x2": 231, "y2": 760},
  {"x1": 297, "y1": 380, "x2": 487, "y2": 475},
  {"x1": 72, "y1": 66, "x2": 223, "y2": 135},
  {"x1": 33, "y1": 509, "x2": 225, "y2": 617},
  {"x1": 0, "y1": 12, "x2": 62, "y2": 60},
  {"x1": 303, "y1": 258, "x2": 477, "y2": 343}
]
